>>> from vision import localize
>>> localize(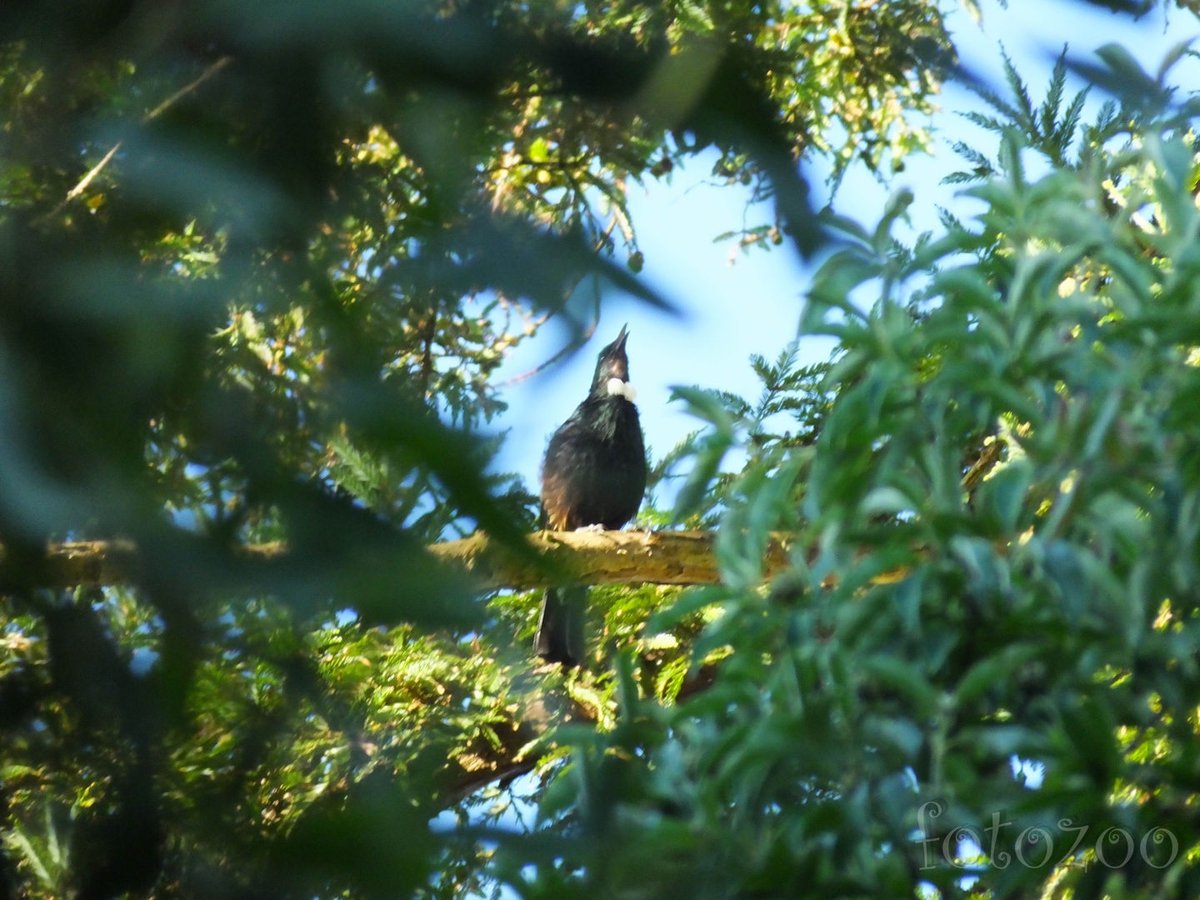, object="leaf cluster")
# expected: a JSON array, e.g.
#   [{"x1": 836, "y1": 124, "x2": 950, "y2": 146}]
[
  {"x1": 525, "y1": 38, "x2": 1200, "y2": 899},
  {"x1": 0, "y1": 0, "x2": 956, "y2": 895}
]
